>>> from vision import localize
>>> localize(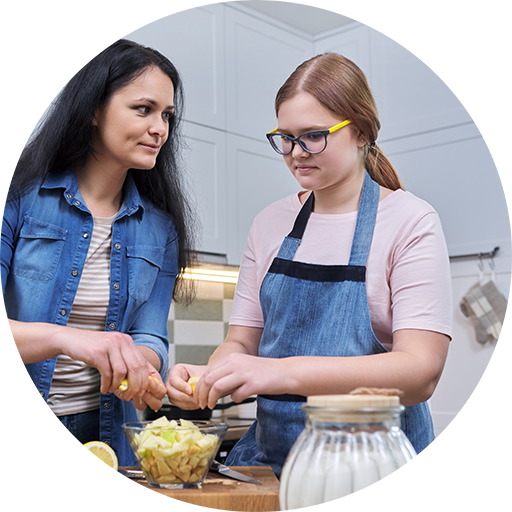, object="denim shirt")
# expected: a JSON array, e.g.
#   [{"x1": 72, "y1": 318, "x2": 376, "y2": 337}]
[{"x1": 1, "y1": 171, "x2": 177, "y2": 465}]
